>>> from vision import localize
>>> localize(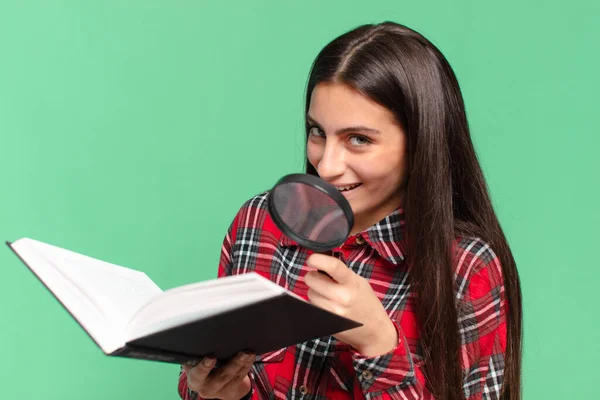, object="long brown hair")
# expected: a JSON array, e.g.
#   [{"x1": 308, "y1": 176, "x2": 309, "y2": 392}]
[{"x1": 304, "y1": 22, "x2": 522, "y2": 400}]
